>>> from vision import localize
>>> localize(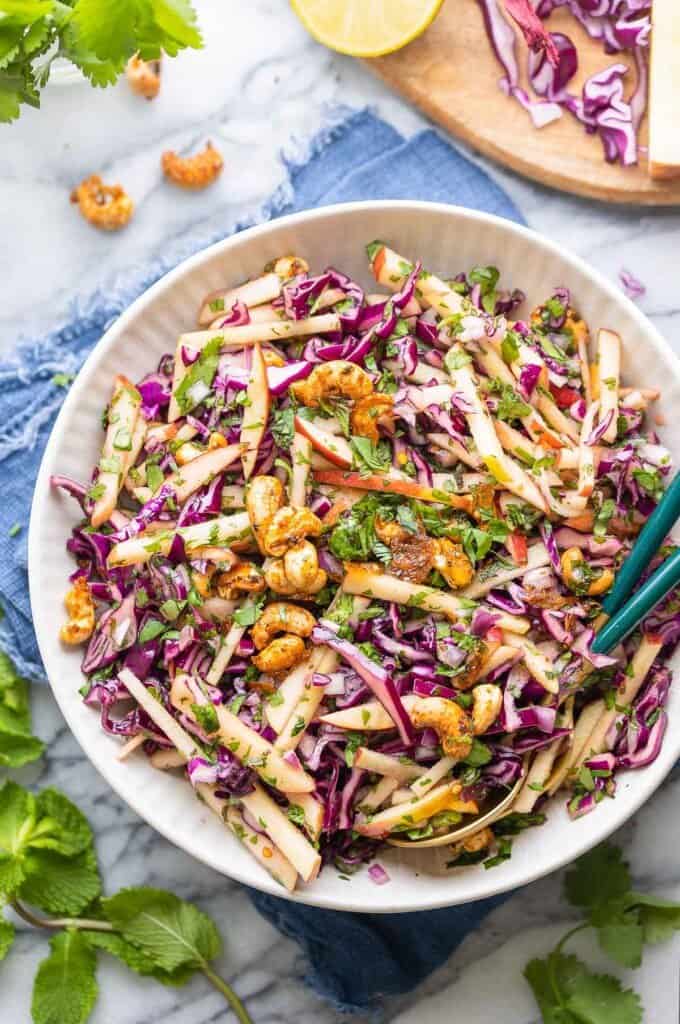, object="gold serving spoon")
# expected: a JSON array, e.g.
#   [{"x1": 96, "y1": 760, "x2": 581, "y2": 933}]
[{"x1": 387, "y1": 775, "x2": 524, "y2": 850}]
